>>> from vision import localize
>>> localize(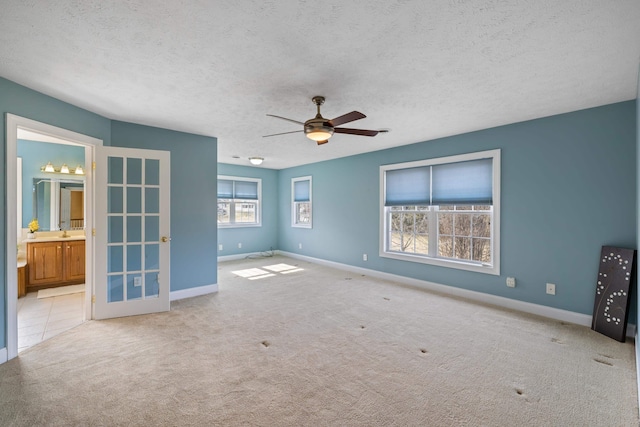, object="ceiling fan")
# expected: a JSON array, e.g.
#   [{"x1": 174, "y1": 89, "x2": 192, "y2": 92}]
[{"x1": 264, "y1": 96, "x2": 380, "y2": 145}]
